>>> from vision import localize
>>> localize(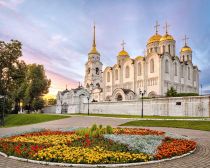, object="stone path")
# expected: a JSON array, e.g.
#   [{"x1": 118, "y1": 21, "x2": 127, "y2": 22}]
[{"x1": 0, "y1": 116, "x2": 209, "y2": 168}]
